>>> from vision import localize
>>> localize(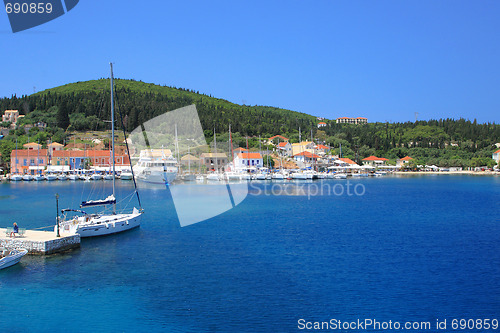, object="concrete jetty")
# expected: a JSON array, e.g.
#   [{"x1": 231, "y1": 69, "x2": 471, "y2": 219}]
[{"x1": 0, "y1": 228, "x2": 80, "y2": 255}]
